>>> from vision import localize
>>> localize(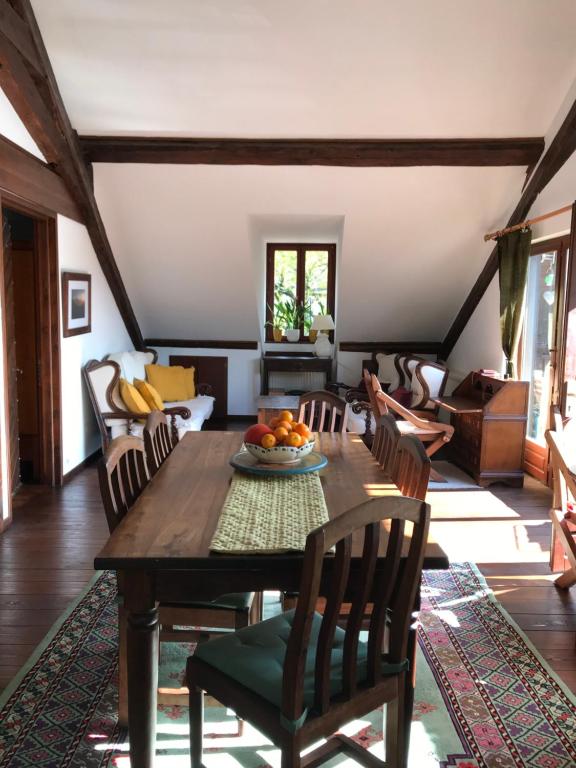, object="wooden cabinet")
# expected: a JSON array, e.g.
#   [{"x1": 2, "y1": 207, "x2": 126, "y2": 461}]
[
  {"x1": 169, "y1": 355, "x2": 228, "y2": 418},
  {"x1": 435, "y1": 372, "x2": 529, "y2": 488}
]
